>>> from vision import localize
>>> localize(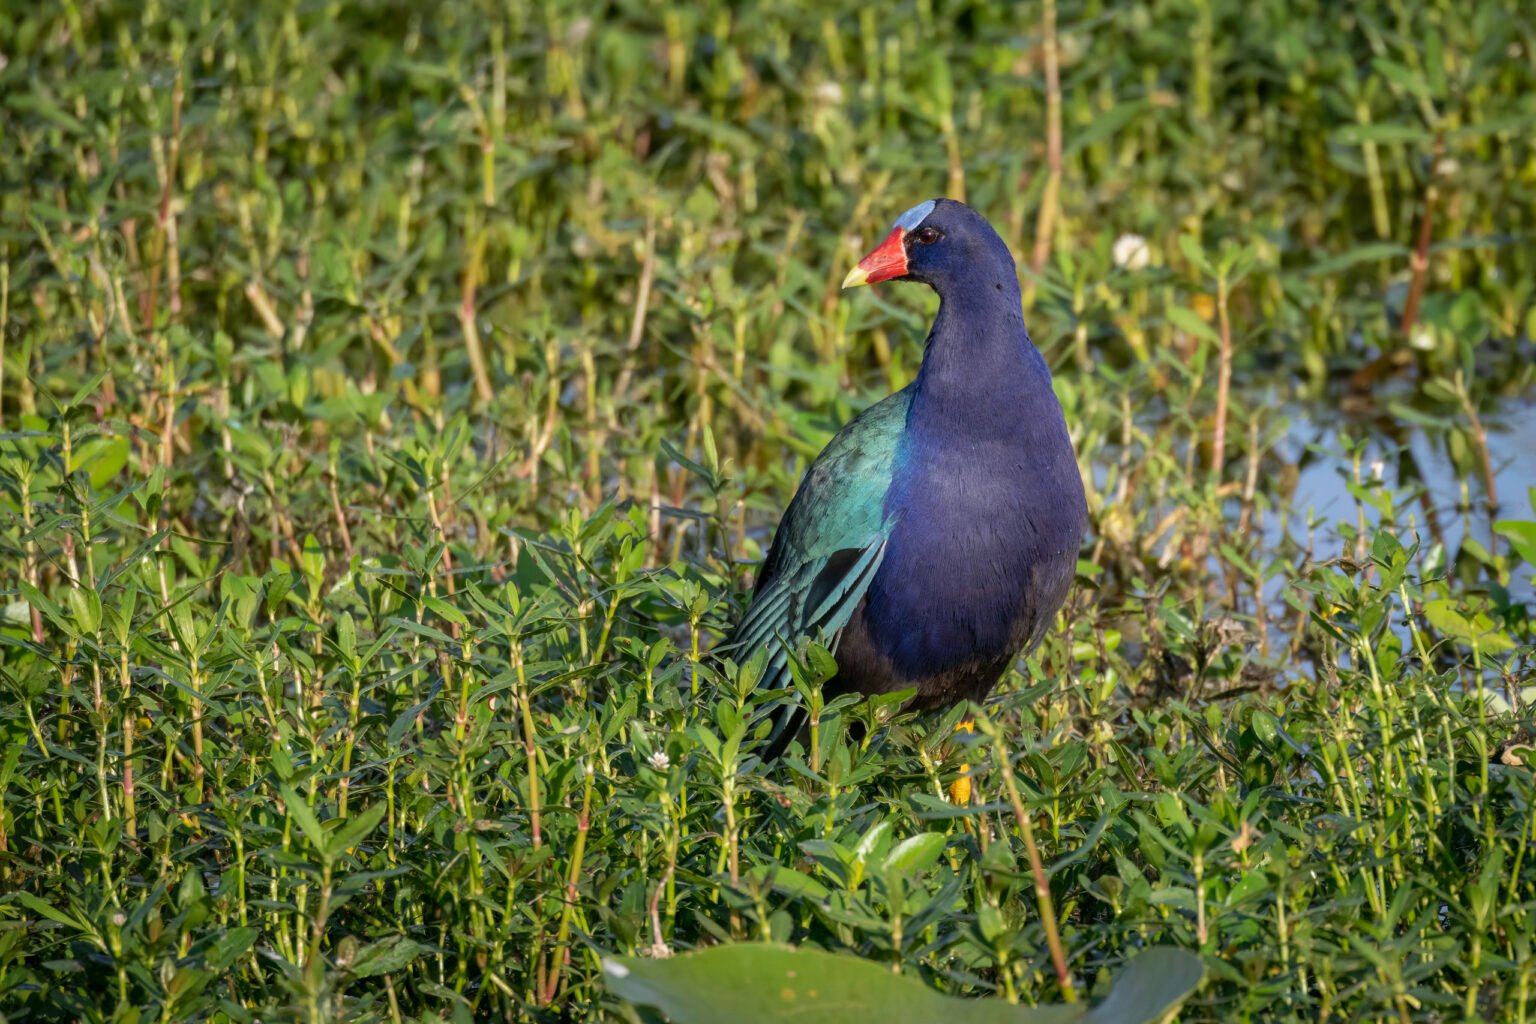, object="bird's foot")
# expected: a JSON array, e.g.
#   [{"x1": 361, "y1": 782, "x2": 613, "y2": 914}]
[{"x1": 947, "y1": 720, "x2": 975, "y2": 804}]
